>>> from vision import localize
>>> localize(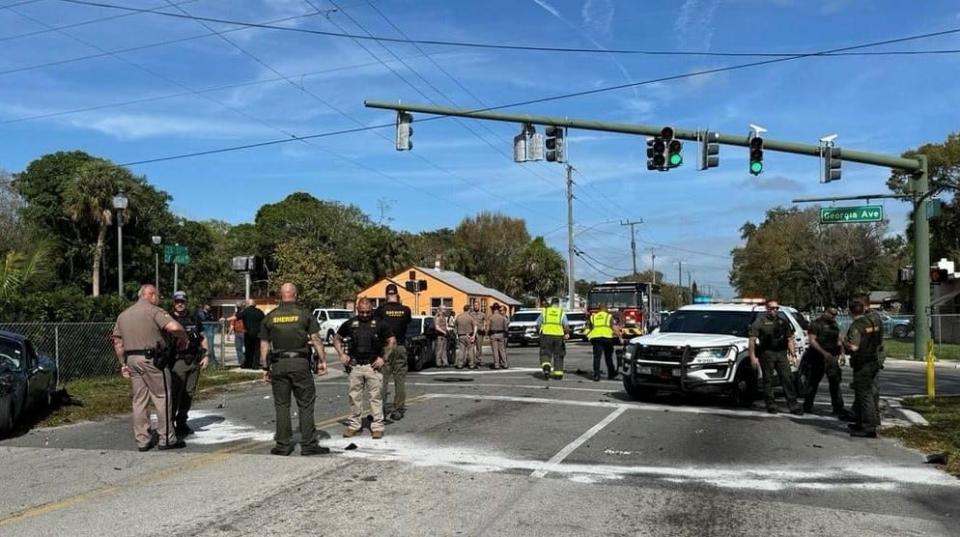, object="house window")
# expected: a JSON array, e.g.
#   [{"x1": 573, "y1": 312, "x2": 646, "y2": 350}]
[{"x1": 431, "y1": 297, "x2": 453, "y2": 315}]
